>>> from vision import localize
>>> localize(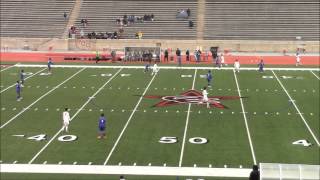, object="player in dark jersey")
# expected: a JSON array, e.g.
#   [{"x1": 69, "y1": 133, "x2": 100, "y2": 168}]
[
  {"x1": 258, "y1": 59, "x2": 264, "y2": 73},
  {"x1": 16, "y1": 81, "x2": 22, "y2": 101},
  {"x1": 20, "y1": 69, "x2": 25, "y2": 87},
  {"x1": 206, "y1": 70, "x2": 213, "y2": 87},
  {"x1": 98, "y1": 113, "x2": 106, "y2": 139},
  {"x1": 48, "y1": 57, "x2": 53, "y2": 74}
]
